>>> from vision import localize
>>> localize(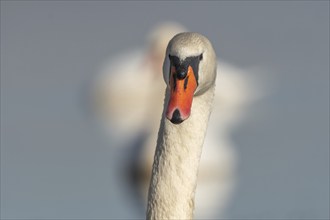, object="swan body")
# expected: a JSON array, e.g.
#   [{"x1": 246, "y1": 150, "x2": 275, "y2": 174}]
[
  {"x1": 146, "y1": 32, "x2": 217, "y2": 219},
  {"x1": 92, "y1": 22, "x2": 268, "y2": 218}
]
